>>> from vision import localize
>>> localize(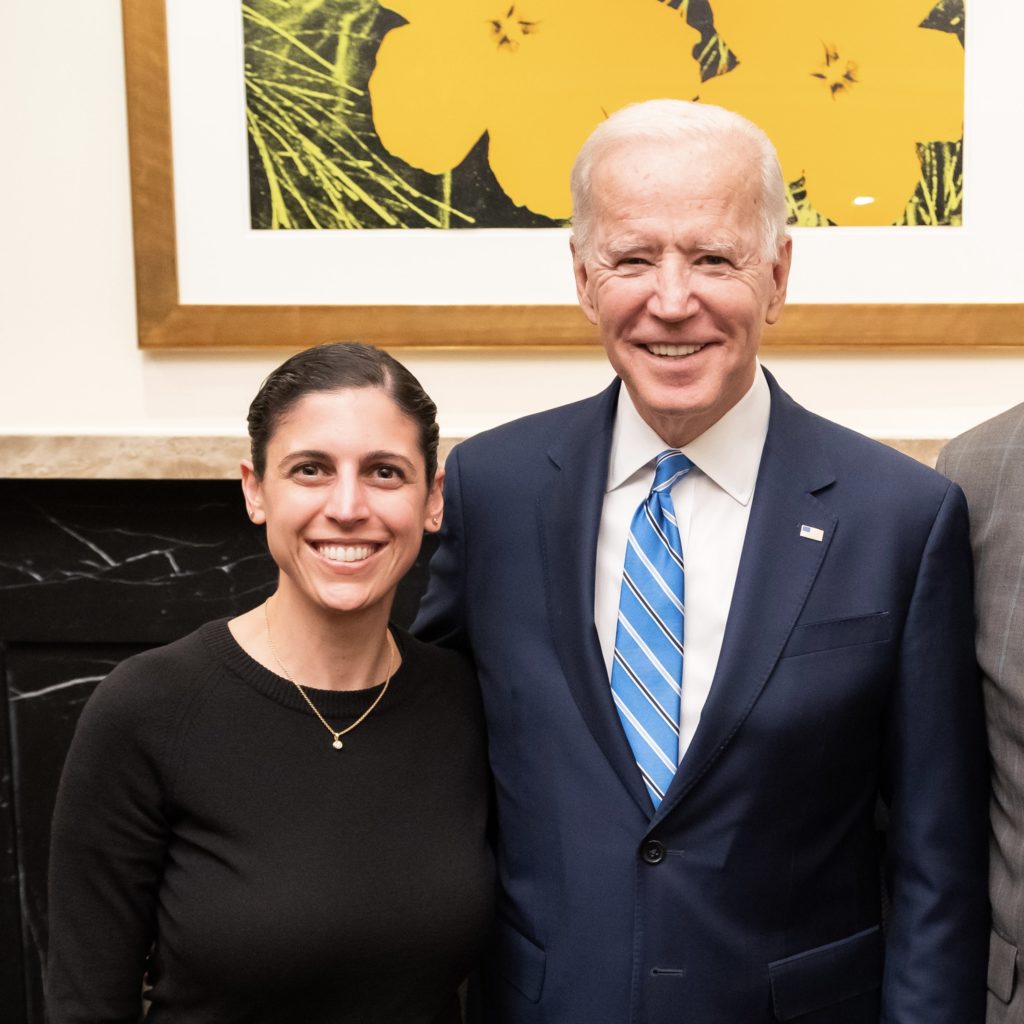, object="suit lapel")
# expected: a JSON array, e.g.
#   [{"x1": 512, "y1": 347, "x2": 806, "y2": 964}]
[
  {"x1": 656, "y1": 373, "x2": 838, "y2": 821},
  {"x1": 539, "y1": 381, "x2": 655, "y2": 815}
]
